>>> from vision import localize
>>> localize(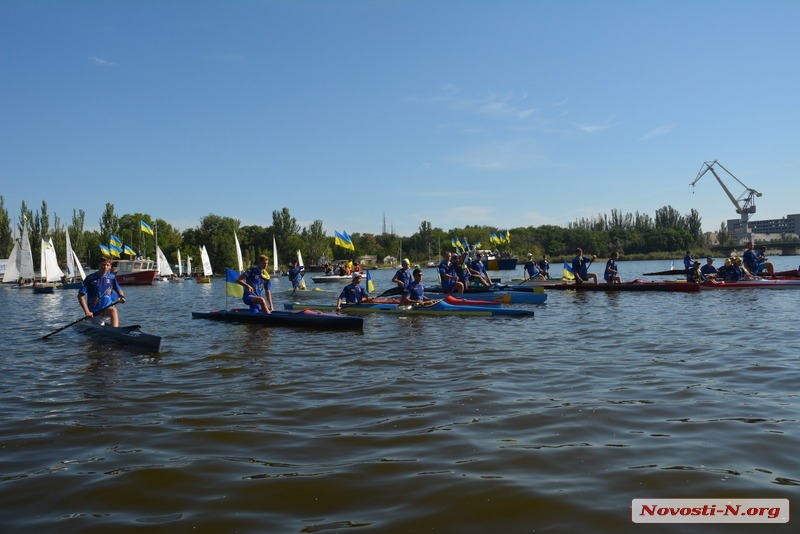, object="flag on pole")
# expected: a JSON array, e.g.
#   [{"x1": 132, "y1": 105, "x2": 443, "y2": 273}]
[
  {"x1": 366, "y1": 269, "x2": 375, "y2": 293},
  {"x1": 562, "y1": 260, "x2": 575, "y2": 280},
  {"x1": 140, "y1": 220, "x2": 154, "y2": 235},
  {"x1": 225, "y1": 268, "x2": 244, "y2": 297},
  {"x1": 99, "y1": 244, "x2": 111, "y2": 256}
]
